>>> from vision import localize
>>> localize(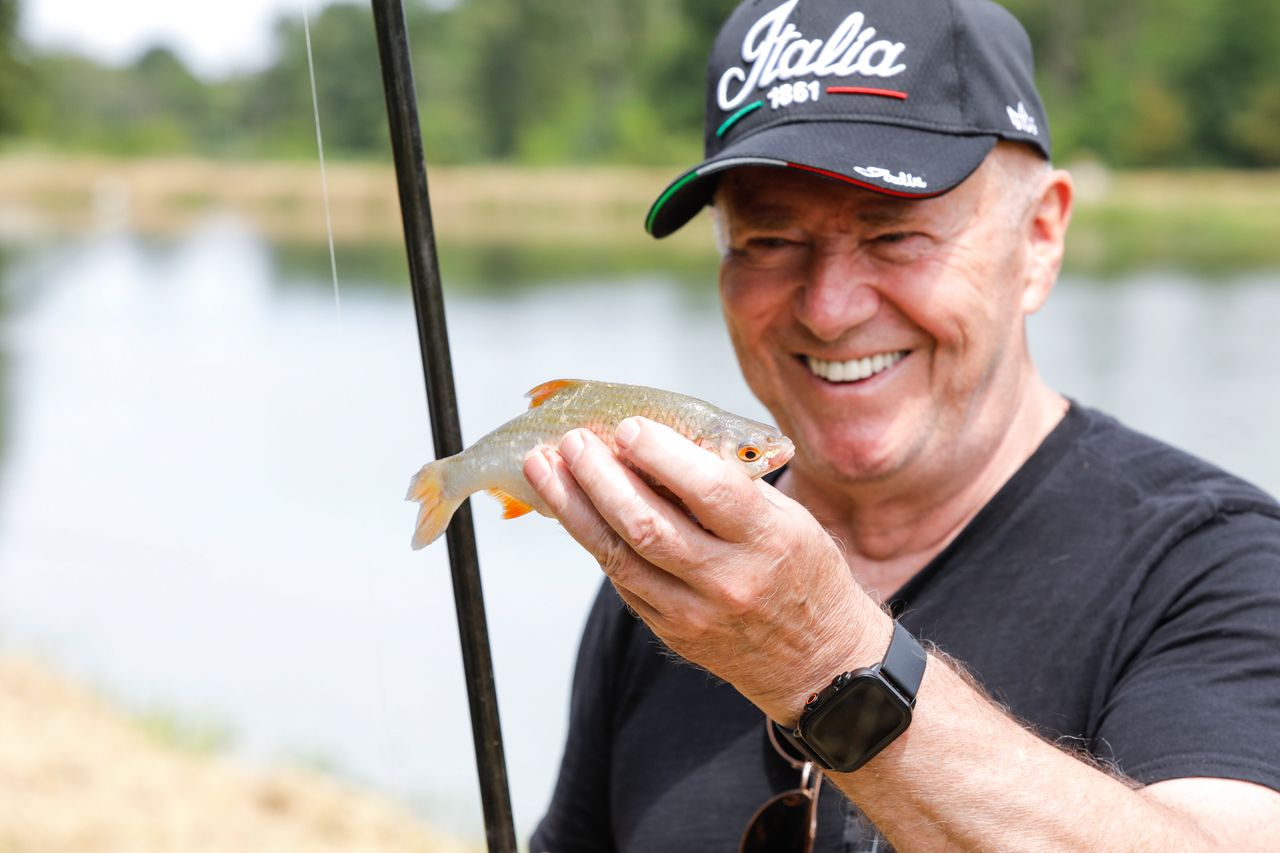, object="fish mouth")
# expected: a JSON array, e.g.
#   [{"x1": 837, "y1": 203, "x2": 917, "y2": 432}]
[
  {"x1": 765, "y1": 437, "x2": 796, "y2": 466},
  {"x1": 803, "y1": 350, "x2": 910, "y2": 384}
]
